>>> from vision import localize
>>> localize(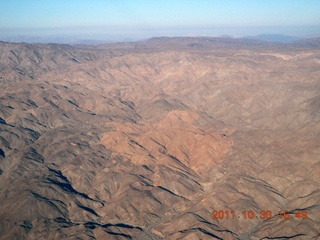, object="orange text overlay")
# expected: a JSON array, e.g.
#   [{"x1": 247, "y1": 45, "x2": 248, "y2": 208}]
[{"x1": 212, "y1": 210, "x2": 308, "y2": 220}]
